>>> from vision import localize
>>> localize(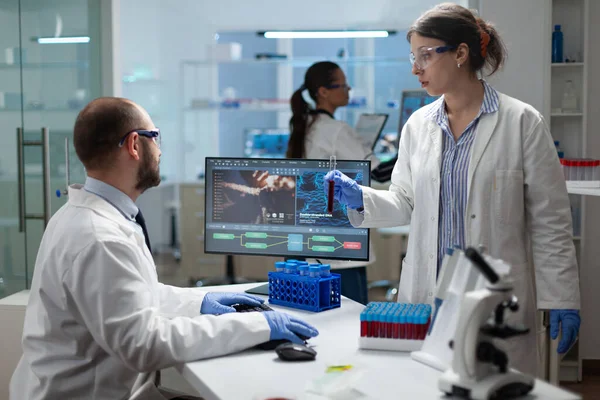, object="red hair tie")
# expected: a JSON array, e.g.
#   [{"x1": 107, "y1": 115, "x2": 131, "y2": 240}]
[{"x1": 479, "y1": 25, "x2": 490, "y2": 58}]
